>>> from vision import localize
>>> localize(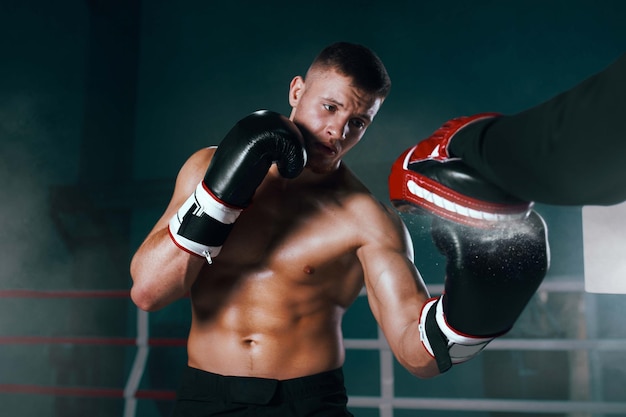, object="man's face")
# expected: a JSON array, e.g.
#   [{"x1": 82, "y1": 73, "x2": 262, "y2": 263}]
[{"x1": 288, "y1": 69, "x2": 383, "y2": 174}]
